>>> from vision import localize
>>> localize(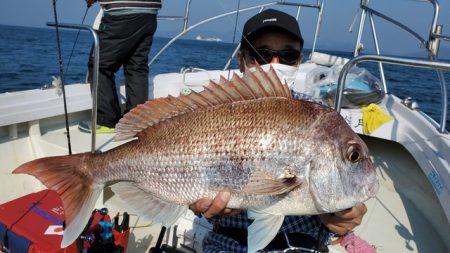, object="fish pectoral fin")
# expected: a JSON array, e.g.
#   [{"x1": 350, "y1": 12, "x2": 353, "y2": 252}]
[
  {"x1": 242, "y1": 170, "x2": 302, "y2": 195},
  {"x1": 247, "y1": 210, "x2": 285, "y2": 253},
  {"x1": 109, "y1": 182, "x2": 187, "y2": 227}
]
